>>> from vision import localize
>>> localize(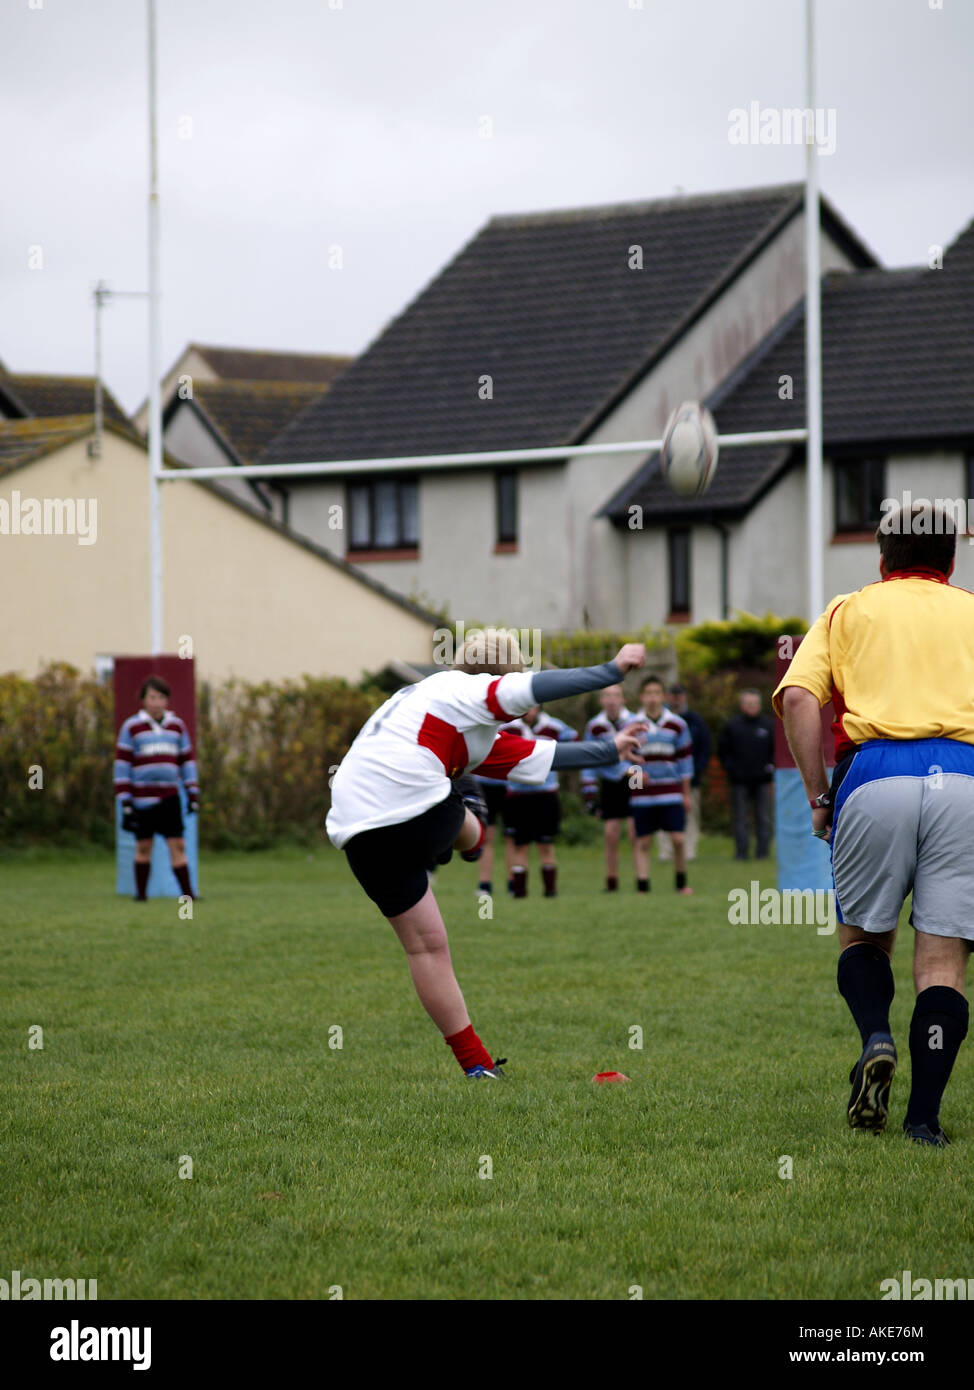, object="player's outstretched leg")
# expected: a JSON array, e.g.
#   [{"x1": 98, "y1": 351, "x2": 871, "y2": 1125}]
[
  {"x1": 903, "y1": 933, "x2": 970, "y2": 1146},
  {"x1": 388, "y1": 887, "x2": 505, "y2": 1079},
  {"x1": 837, "y1": 930, "x2": 897, "y2": 1131}
]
